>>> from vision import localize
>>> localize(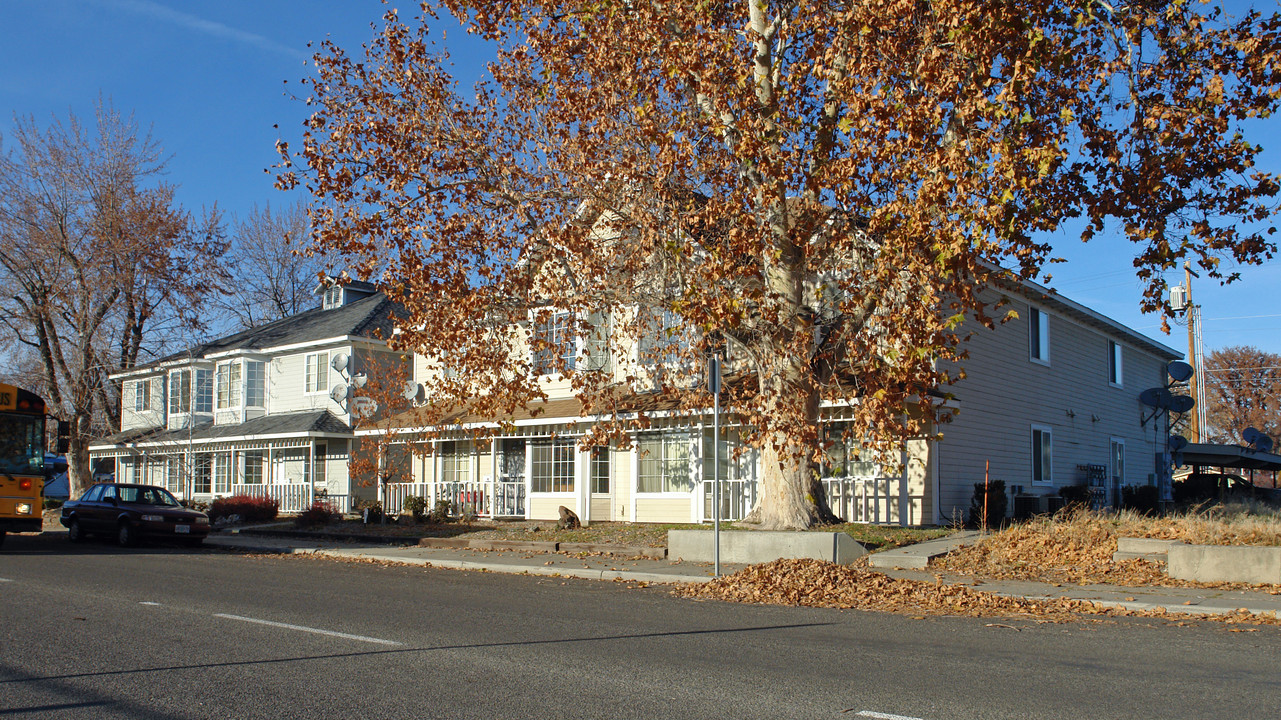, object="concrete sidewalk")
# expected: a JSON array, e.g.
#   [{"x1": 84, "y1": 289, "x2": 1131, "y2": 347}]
[{"x1": 204, "y1": 532, "x2": 1281, "y2": 619}]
